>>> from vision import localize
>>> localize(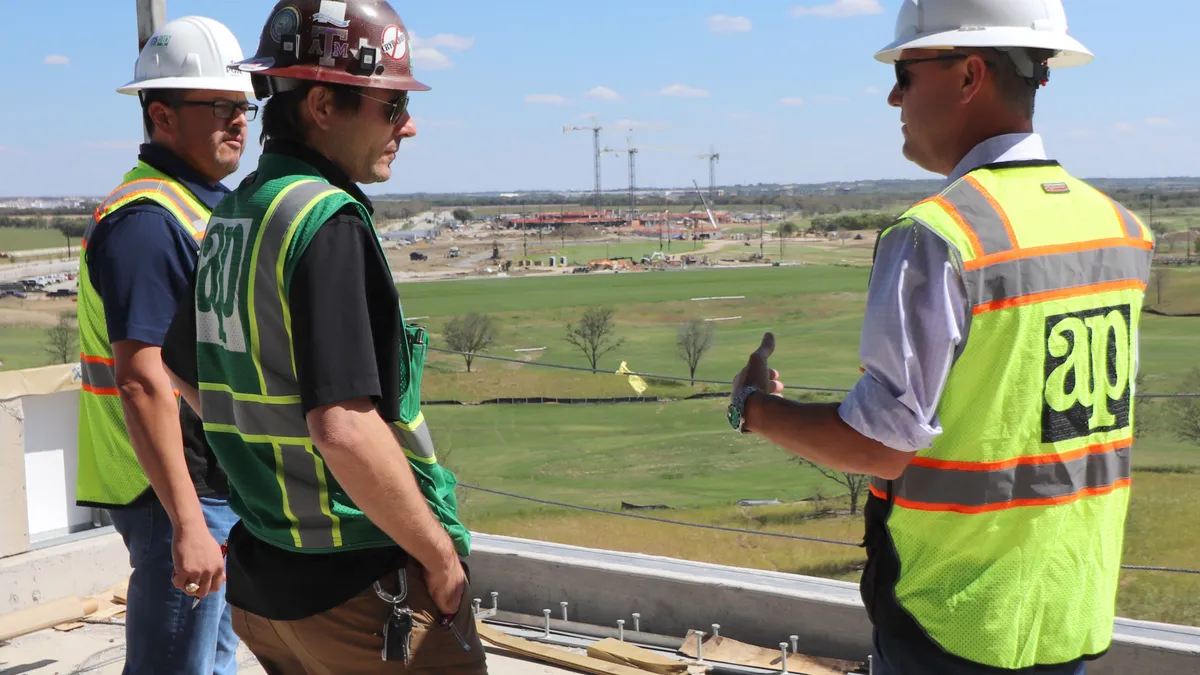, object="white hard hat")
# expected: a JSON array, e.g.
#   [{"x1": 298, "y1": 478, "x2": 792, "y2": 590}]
[
  {"x1": 117, "y1": 16, "x2": 255, "y2": 96},
  {"x1": 874, "y1": 0, "x2": 1093, "y2": 68}
]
